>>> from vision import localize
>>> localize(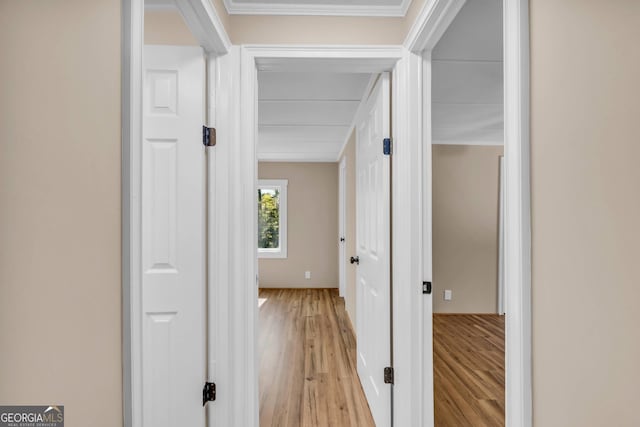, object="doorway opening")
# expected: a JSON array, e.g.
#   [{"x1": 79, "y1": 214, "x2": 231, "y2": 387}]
[
  {"x1": 254, "y1": 68, "x2": 393, "y2": 426},
  {"x1": 428, "y1": 0, "x2": 506, "y2": 424}
]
